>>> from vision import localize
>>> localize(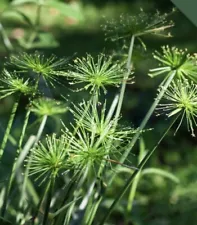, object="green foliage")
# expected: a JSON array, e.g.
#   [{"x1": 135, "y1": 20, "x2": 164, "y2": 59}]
[{"x1": 0, "y1": 1, "x2": 196, "y2": 225}]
